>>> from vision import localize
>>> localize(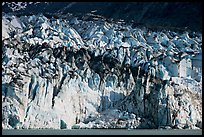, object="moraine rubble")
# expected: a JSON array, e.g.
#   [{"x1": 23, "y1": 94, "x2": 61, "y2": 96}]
[{"x1": 2, "y1": 13, "x2": 202, "y2": 129}]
